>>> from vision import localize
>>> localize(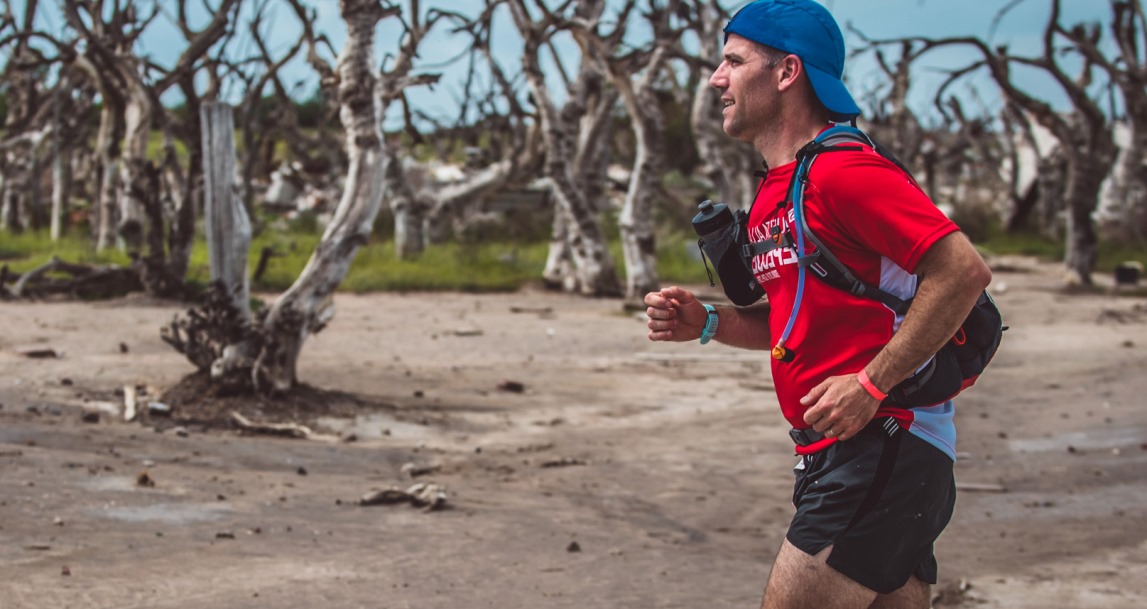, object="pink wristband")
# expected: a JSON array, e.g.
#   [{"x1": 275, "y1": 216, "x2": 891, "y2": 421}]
[{"x1": 857, "y1": 369, "x2": 887, "y2": 402}]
